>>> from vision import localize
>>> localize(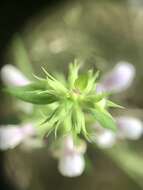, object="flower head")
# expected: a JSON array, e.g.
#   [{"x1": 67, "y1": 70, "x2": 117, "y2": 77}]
[
  {"x1": 1, "y1": 60, "x2": 140, "y2": 177},
  {"x1": 5, "y1": 60, "x2": 122, "y2": 141}
]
